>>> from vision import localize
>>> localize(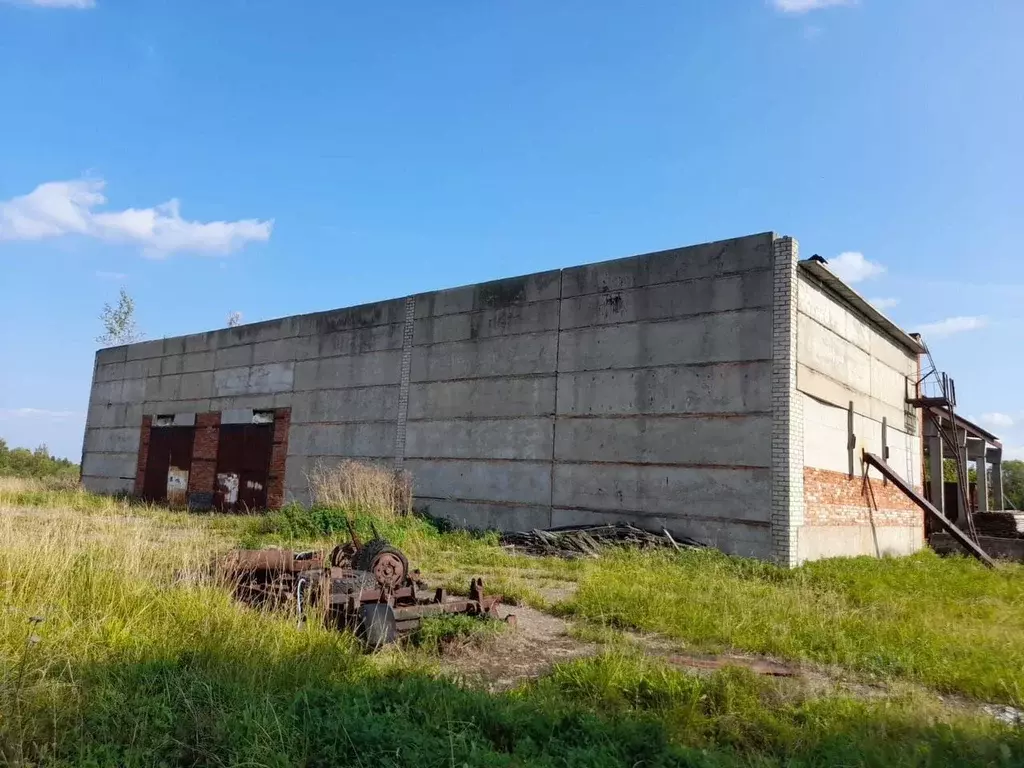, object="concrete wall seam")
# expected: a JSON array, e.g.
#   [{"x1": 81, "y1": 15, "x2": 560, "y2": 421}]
[{"x1": 547, "y1": 269, "x2": 565, "y2": 529}]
